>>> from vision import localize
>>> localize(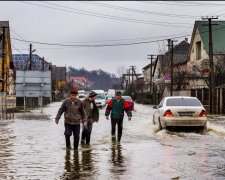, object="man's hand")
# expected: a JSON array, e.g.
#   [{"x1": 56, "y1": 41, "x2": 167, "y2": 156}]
[
  {"x1": 83, "y1": 121, "x2": 87, "y2": 127},
  {"x1": 55, "y1": 118, "x2": 59, "y2": 124},
  {"x1": 106, "y1": 116, "x2": 109, "y2": 120},
  {"x1": 128, "y1": 116, "x2": 132, "y2": 121},
  {"x1": 81, "y1": 119, "x2": 86, "y2": 124}
]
